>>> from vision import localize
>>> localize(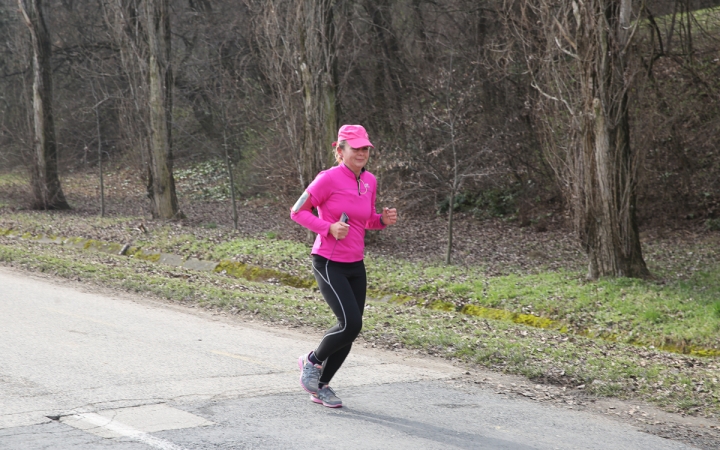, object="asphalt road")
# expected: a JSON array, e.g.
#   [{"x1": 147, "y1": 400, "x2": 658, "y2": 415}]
[{"x1": 0, "y1": 267, "x2": 695, "y2": 449}]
